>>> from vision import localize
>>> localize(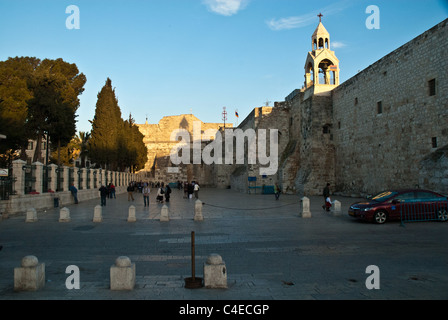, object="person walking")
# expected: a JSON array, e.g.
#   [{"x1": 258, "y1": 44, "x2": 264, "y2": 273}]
[
  {"x1": 99, "y1": 185, "x2": 107, "y2": 206},
  {"x1": 156, "y1": 185, "x2": 164, "y2": 203},
  {"x1": 187, "y1": 182, "x2": 194, "y2": 199},
  {"x1": 194, "y1": 182, "x2": 200, "y2": 199},
  {"x1": 69, "y1": 183, "x2": 78, "y2": 204},
  {"x1": 165, "y1": 184, "x2": 171, "y2": 202},
  {"x1": 274, "y1": 183, "x2": 281, "y2": 200},
  {"x1": 109, "y1": 183, "x2": 116, "y2": 199},
  {"x1": 127, "y1": 183, "x2": 135, "y2": 201},
  {"x1": 322, "y1": 183, "x2": 330, "y2": 211},
  {"x1": 143, "y1": 183, "x2": 150, "y2": 207}
]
